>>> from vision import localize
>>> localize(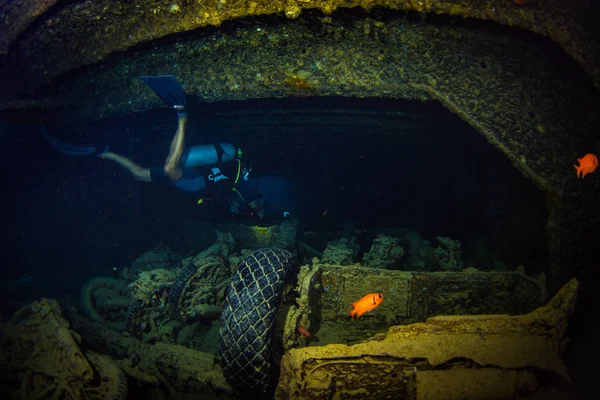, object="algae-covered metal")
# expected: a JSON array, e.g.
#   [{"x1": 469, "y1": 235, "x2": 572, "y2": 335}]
[
  {"x1": 276, "y1": 278, "x2": 577, "y2": 399},
  {"x1": 1, "y1": 1, "x2": 599, "y2": 94},
  {"x1": 282, "y1": 263, "x2": 547, "y2": 351},
  {"x1": 0, "y1": 298, "x2": 129, "y2": 399}
]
